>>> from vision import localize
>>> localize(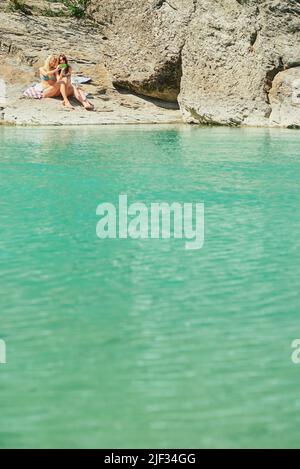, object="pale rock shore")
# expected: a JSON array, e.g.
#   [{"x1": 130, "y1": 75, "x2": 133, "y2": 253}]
[
  {"x1": 0, "y1": 0, "x2": 299, "y2": 128},
  {"x1": 2, "y1": 82, "x2": 182, "y2": 126}
]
